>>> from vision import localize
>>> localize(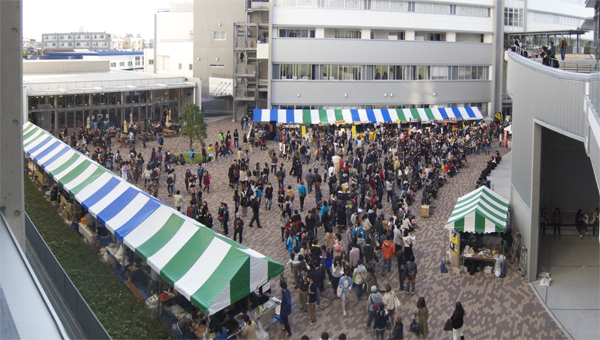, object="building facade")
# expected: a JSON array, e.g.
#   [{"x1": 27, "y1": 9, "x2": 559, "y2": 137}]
[
  {"x1": 24, "y1": 60, "x2": 199, "y2": 132},
  {"x1": 144, "y1": 1, "x2": 194, "y2": 78},
  {"x1": 42, "y1": 32, "x2": 112, "y2": 51},
  {"x1": 43, "y1": 51, "x2": 144, "y2": 71}
]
